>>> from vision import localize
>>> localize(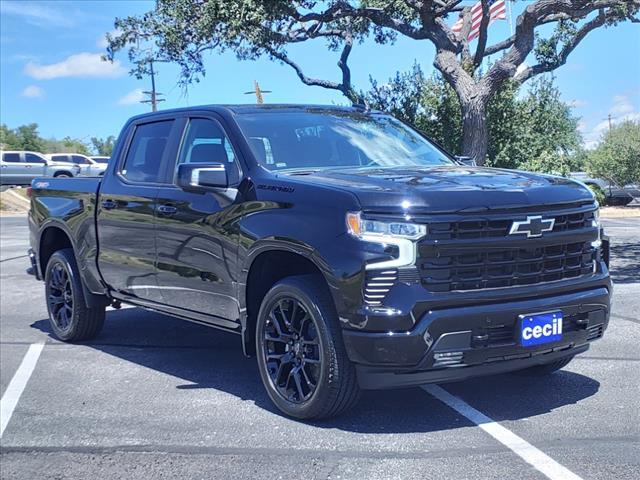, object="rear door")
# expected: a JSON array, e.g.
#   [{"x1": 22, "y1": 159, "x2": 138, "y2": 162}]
[
  {"x1": 0, "y1": 152, "x2": 23, "y2": 185},
  {"x1": 71, "y1": 155, "x2": 95, "y2": 176},
  {"x1": 153, "y1": 115, "x2": 244, "y2": 327},
  {"x1": 97, "y1": 118, "x2": 181, "y2": 302}
]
